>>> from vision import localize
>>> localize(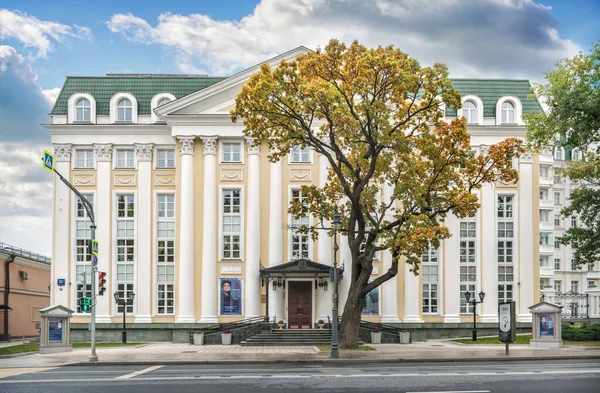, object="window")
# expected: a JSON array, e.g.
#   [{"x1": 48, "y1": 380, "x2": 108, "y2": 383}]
[
  {"x1": 501, "y1": 101, "x2": 515, "y2": 124},
  {"x1": 157, "y1": 150, "x2": 175, "y2": 169},
  {"x1": 588, "y1": 280, "x2": 597, "y2": 288},
  {"x1": 157, "y1": 194, "x2": 175, "y2": 314},
  {"x1": 498, "y1": 283, "x2": 513, "y2": 304},
  {"x1": 571, "y1": 216, "x2": 577, "y2": 228},
  {"x1": 463, "y1": 101, "x2": 477, "y2": 123},
  {"x1": 459, "y1": 221, "x2": 476, "y2": 263},
  {"x1": 554, "y1": 280, "x2": 562, "y2": 292},
  {"x1": 589, "y1": 263, "x2": 595, "y2": 272},
  {"x1": 75, "y1": 98, "x2": 91, "y2": 122},
  {"x1": 554, "y1": 216, "x2": 561, "y2": 227},
  {"x1": 554, "y1": 192, "x2": 561, "y2": 205},
  {"x1": 572, "y1": 148, "x2": 581, "y2": 161},
  {"x1": 539, "y1": 190, "x2": 548, "y2": 201},
  {"x1": 540, "y1": 256, "x2": 549, "y2": 268},
  {"x1": 497, "y1": 240, "x2": 513, "y2": 264},
  {"x1": 571, "y1": 281, "x2": 579, "y2": 293},
  {"x1": 291, "y1": 145, "x2": 310, "y2": 163},
  {"x1": 539, "y1": 232, "x2": 552, "y2": 246},
  {"x1": 75, "y1": 194, "x2": 93, "y2": 313},
  {"x1": 156, "y1": 98, "x2": 170, "y2": 122},
  {"x1": 76, "y1": 149, "x2": 94, "y2": 168},
  {"x1": 422, "y1": 246, "x2": 438, "y2": 314},
  {"x1": 117, "y1": 99, "x2": 133, "y2": 122},
  {"x1": 540, "y1": 278, "x2": 550, "y2": 290},
  {"x1": 291, "y1": 189, "x2": 310, "y2": 259},
  {"x1": 116, "y1": 150, "x2": 135, "y2": 169},
  {"x1": 554, "y1": 147, "x2": 564, "y2": 161},
  {"x1": 539, "y1": 210, "x2": 550, "y2": 223},
  {"x1": 554, "y1": 258, "x2": 561, "y2": 271},
  {"x1": 222, "y1": 190, "x2": 241, "y2": 259},
  {"x1": 460, "y1": 266, "x2": 476, "y2": 314},
  {"x1": 554, "y1": 238, "x2": 560, "y2": 249},
  {"x1": 222, "y1": 142, "x2": 242, "y2": 163},
  {"x1": 497, "y1": 196, "x2": 513, "y2": 218},
  {"x1": 116, "y1": 195, "x2": 135, "y2": 314},
  {"x1": 571, "y1": 261, "x2": 579, "y2": 271}
]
